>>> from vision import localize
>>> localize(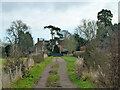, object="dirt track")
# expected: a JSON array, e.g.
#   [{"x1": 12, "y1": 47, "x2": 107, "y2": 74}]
[{"x1": 34, "y1": 57, "x2": 76, "y2": 88}]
